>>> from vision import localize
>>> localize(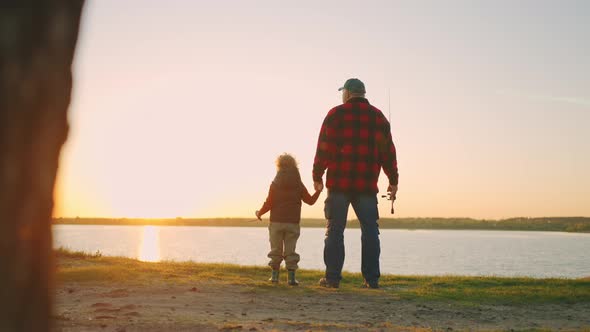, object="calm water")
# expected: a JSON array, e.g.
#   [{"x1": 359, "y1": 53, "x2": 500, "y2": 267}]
[{"x1": 53, "y1": 225, "x2": 590, "y2": 278}]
